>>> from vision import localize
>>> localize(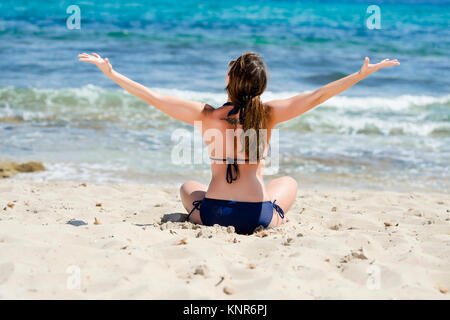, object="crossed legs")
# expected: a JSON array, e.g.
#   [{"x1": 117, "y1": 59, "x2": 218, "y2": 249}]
[{"x1": 179, "y1": 176, "x2": 298, "y2": 227}]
